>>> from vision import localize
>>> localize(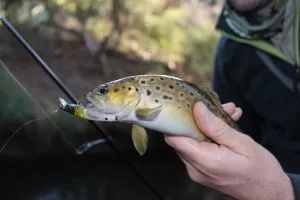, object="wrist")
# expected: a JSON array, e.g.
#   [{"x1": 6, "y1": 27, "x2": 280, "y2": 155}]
[
  {"x1": 230, "y1": 173, "x2": 295, "y2": 200},
  {"x1": 266, "y1": 174, "x2": 295, "y2": 200}
]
